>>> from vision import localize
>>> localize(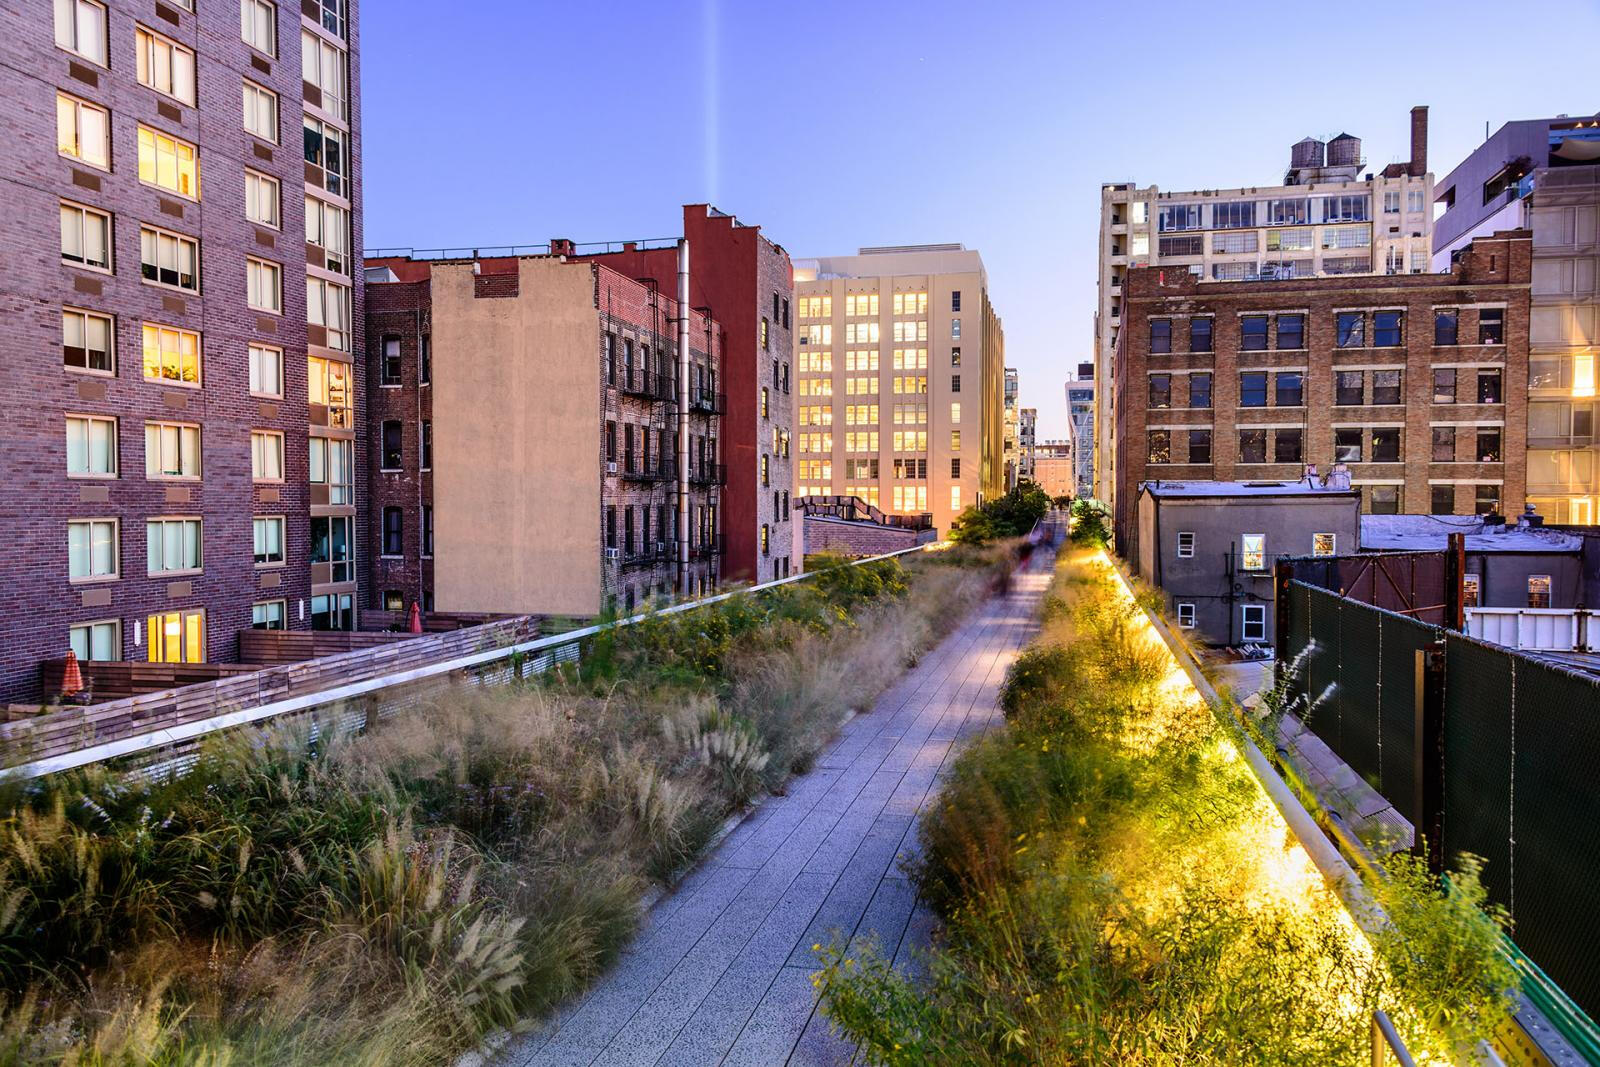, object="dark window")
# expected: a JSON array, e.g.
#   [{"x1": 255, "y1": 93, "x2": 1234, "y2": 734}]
[
  {"x1": 1479, "y1": 308, "x2": 1504, "y2": 344},
  {"x1": 1239, "y1": 371, "x2": 1267, "y2": 407},
  {"x1": 381, "y1": 420, "x2": 402, "y2": 469},
  {"x1": 1475, "y1": 484, "x2": 1501, "y2": 515},
  {"x1": 1275, "y1": 372, "x2": 1303, "y2": 407},
  {"x1": 1432, "y1": 426, "x2": 1455, "y2": 462},
  {"x1": 951, "y1": 347, "x2": 961, "y2": 366},
  {"x1": 1189, "y1": 317, "x2": 1213, "y2": 352},
  {"x1": 605, "y1": 333, "x2": 616, "y2": 384},
  {"x1": 1159, "y1": 235, "x2": 1205, "y2": 256},
  {"x1": 423, "y1": 505, "x2": 433, "y2": 555},
  {"x1": 419, "y1": 334, "x2": 431, "y2": 384},
  {"x1": 1241, "y1": 315, "x2": 1268, "y2": 351},
  {"x1": 1149, "y1": 319, "x2": 1172, "y2": 354},
  {"x1": 951, "y1": 458, "x2": 961, "y2": 478},
  {"x1": 1433, "y1": 368, "x2": 1456, "y2": 404},
  {"x1": 951, "y1": 290, "x2": 961, "y2": 312},
  {"x1": 773, "y1": 292, "x2": 780, "y2": 322},
  {"x1": 1187, "y1": 429, "x2": 1212, "y2": 464},
  {"x1": 383, "y1": 506, "x2": 403, "y2": 556},
  {"x1": 624, "y1": 506, "x2": 635, "y2": 554},
  {"x1": 1238, "y1": 429, "x2": 1267, "y2": 464},
  {"x1": 1337, "y1": 312, "x2": 1365, "y2": 348},
  {"x1": 1372, "y1": 370, "x2": 1402, "y2": 405},
  {"x1": 1148, "y1": 374, "x2": 1171, "y2": 409},
  {"x1": 1188, "y1": 373, "x2": 1212, "y2": 409},
  {"x1": 420, "y1": 420, "x2": 432, "y2": 469},
  {"x1": 623, "y1": 424, "x2": 636, "y2": 472},
  {"x1": 782, "y1": 298, "x2": 790, "y2": 329},
  {"x1": 1478, "y1": 369, "x2": 1502, "y2": 404},
  {"x1": 952, "y1": 374, "x2": 961, "y2": 393},
  {"x1": 1370, "y1": 486, "x2": 1400, "y2": 514},
  {"x1": 1274, "y1": 428, "x2": 1303, "y2": 463},
  {"x1": 1335, "y1": 428, "x2": 1363, "y2": 462},
  {"x1": 1147, "y1": 430, "x2": 1170, "y2": 463},
  {"x1": 1277, "y1": 314, "x2": 1305, "y2": 350},
  {"x1": 1476, "y1": 427, "x2": 1503, "y2": 462},
  {"x1": 1434, "y1": 310, "x2": 1458, "y2": 346},
  {"x1": 1431, "y1": 485, "x2": 1455, "y2": 515},
  {"x1": 381, "y1": 336, "x2": 402, "y2": 385},
  {"x1": 605, "y1": 420, "x2": 616, "y2": 462},
  {"x1": 1336, "y1": 370, "x2": 1363, "y2": 406},
  {"x1": 1371, "y1": 428, "x2": 1401, "y2": 462},
  {"x1": 1374, "y1": 311, "x2": 1403, "y2": 347},
  {"x1": 605, "y1": 505, "x2": 616, "y2": 549}
]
